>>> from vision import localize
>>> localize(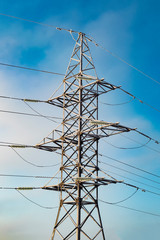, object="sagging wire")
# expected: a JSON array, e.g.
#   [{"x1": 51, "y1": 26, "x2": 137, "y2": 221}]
[
  {"x1": 134, "y1": 129, "x2": 159, "y2": 144},
  {"x1": 0, "y1": 95, "x2": 63, "y2": 120},
  {"x1": 99, "y1": 188, "x2": 138, "y2": 205},
  {"x1": 23, "y1": 101, "x2": 59, "y2": 123},
  {"x1": 100, "y1": 96, "x2": 135, "y2": 106},
  {"x1": 102, "y1": 138, "x2": 151, "y2": 150},
  {"x1": 16, "y1": 189, "x2": 58, "y2": 210},
  {"x1": 11, "y1": 147, "x2": 60, "y2": 168},
  {"x1": 100, "y1": 84, "x2": 160, "y2": 114},
  {"x1": 88, "y1": 116, "x2": 159, "y2": 146},
  {"x1": 120, "y1": 133, "x2": 160, "y2": 154},
  {"x1": 99, "y1": 199, "x2": 160, "y2": 217}
]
